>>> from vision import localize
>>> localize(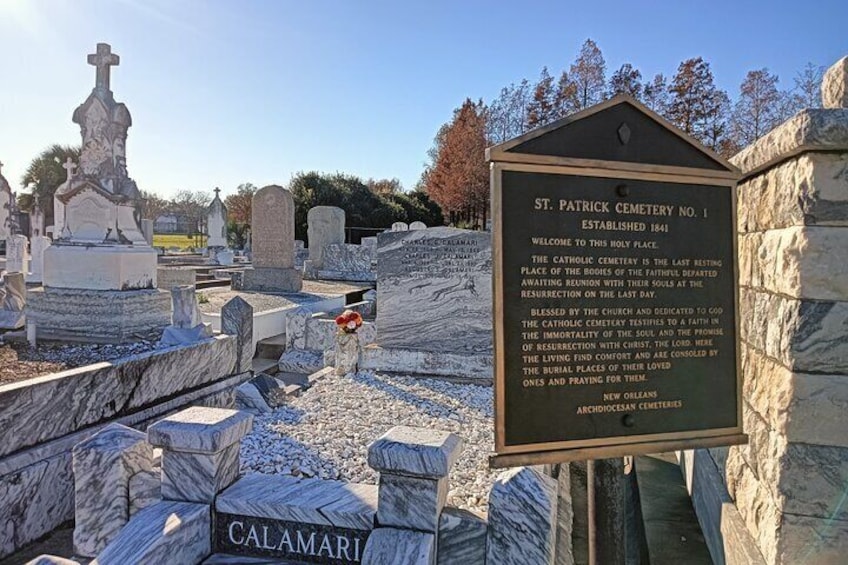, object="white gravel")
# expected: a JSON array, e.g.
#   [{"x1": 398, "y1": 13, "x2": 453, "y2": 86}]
[{"x1": 240, "y1": 371, "x2": 498, "y2": 514}]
